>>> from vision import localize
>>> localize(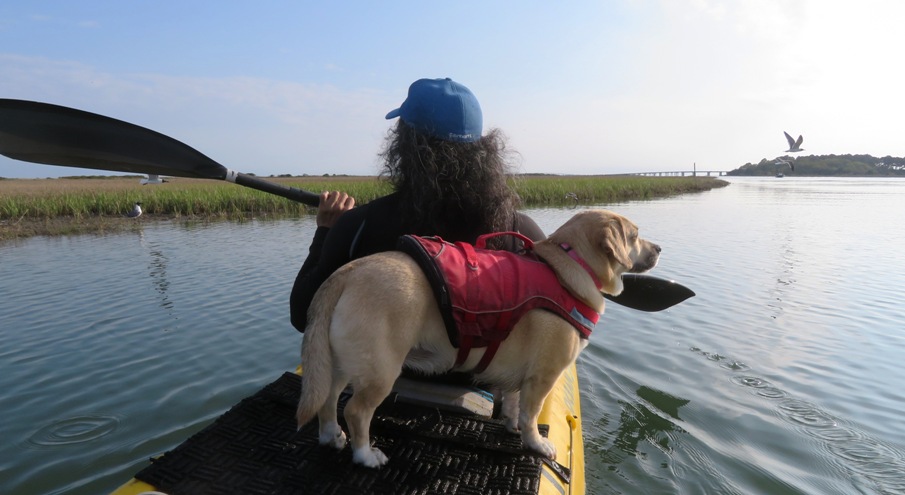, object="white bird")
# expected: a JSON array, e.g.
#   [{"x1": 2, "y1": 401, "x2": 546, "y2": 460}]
[
  {"x1": 774, "y1": 158, "x2": 794, "y2": 171},
  {"x1": 126, "y1": 202, "x2": 142, "y2": 218},
  {"x1": 564, "y1": 192, "x2": 579, "y2": 209},
  {"x1": 140, "y1": 174, "x2": 165, "y2": 185},
  {"x1": 784, "y1": 132, "x2": 804, "y2": 152}
]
